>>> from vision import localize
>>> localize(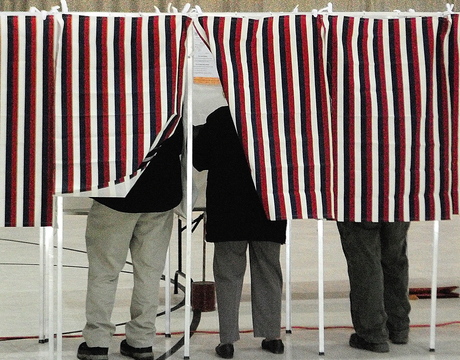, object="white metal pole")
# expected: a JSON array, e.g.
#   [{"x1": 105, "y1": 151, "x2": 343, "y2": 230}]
[
  {"x1": 55, "y1": 196, "x2": 64, "y2": 360},
  {"x1": 183, "y1": 22, "x2": 194, "y2": 360},
  {"x1": 165, "y1": 247, "x2": 171, "y2": 337},
  {"x1": 39, "y1": 227, "x2": 47, "y2": 343},
  {"x1": 429, "y1": 220, "x2": 439, "y2": 351},
  {"x1": 318, "y1": 220, "x2": 325, "y2": 355},
  {"x1": 45, "y1": 225, "x2": 54, "y2": 359},
  {"x1": 285, "y1": 220, "x2": 292, "y2": 334}
]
